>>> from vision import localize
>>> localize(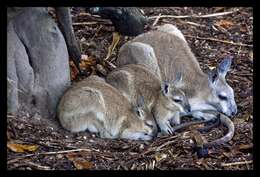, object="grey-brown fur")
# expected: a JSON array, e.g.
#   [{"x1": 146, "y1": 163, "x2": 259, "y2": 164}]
[
  {"x1": 106, "y1": 64, "x2": 190, "y2": 135},
  {"x1": 57, "y1": 75, "x2": 156, "y2": 140},
  {"x1": 116, "y1": 24, "x2": 237, "y2": 119}
]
